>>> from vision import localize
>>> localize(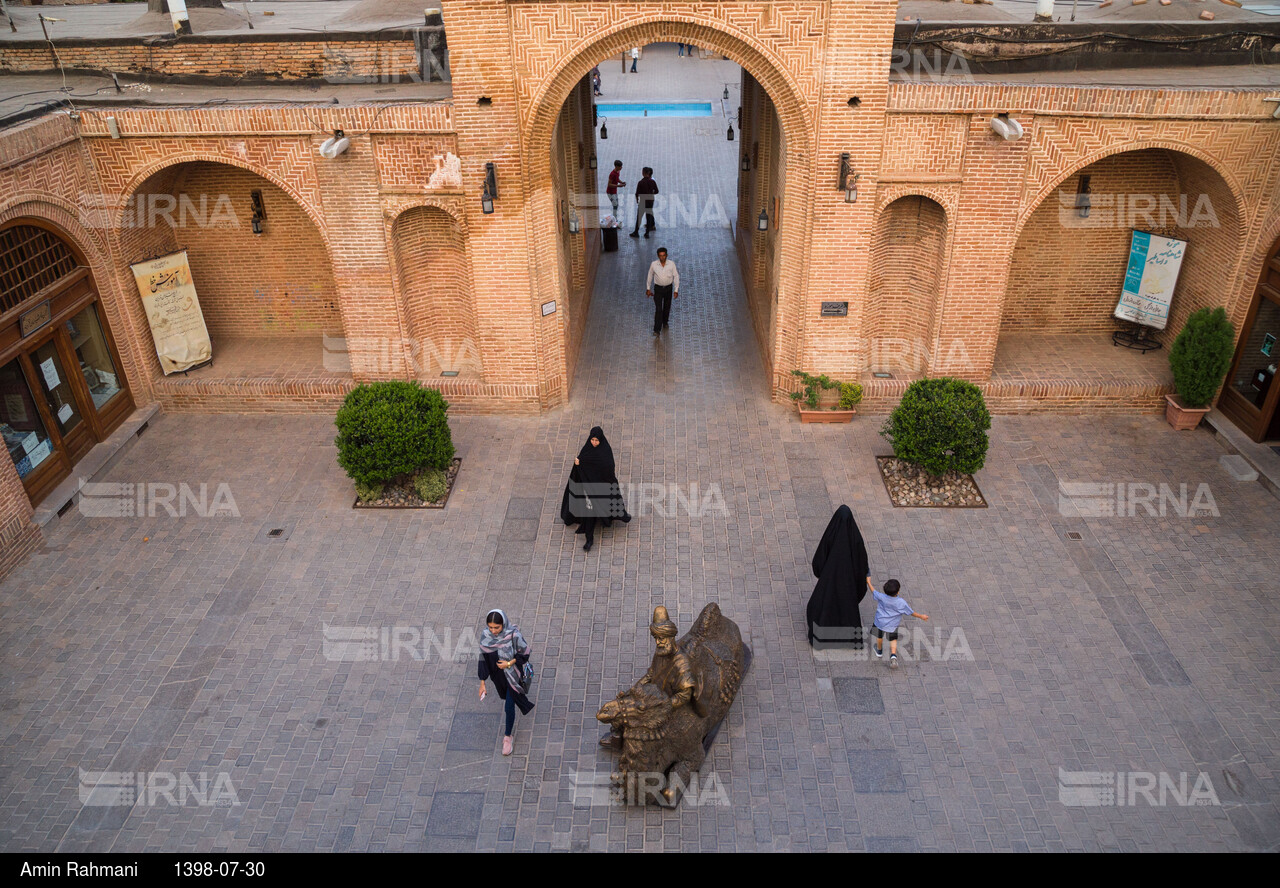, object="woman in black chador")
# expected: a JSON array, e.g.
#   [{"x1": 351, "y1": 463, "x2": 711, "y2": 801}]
[
  {"x1": 806, "y1": 504, "x2": 872, "y2": 648},
  {"x1": 560, "y1": 426, "x2": 631, "y2": 552}
]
